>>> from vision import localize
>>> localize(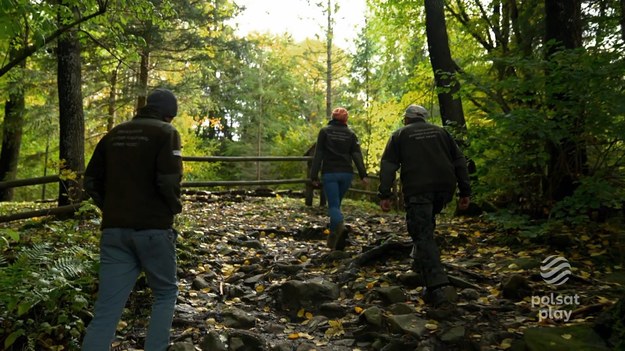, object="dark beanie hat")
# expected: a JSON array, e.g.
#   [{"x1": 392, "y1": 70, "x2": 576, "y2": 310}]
[
  {"x1": 146, "y1": 88, "x2": 178, "y2": 119},
  {"x1": 404, "y1": 104, "x2": 429, "y2": 119},
  {"x1": 331, "y1": 107, "x2": 349, "y2": 124}
]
